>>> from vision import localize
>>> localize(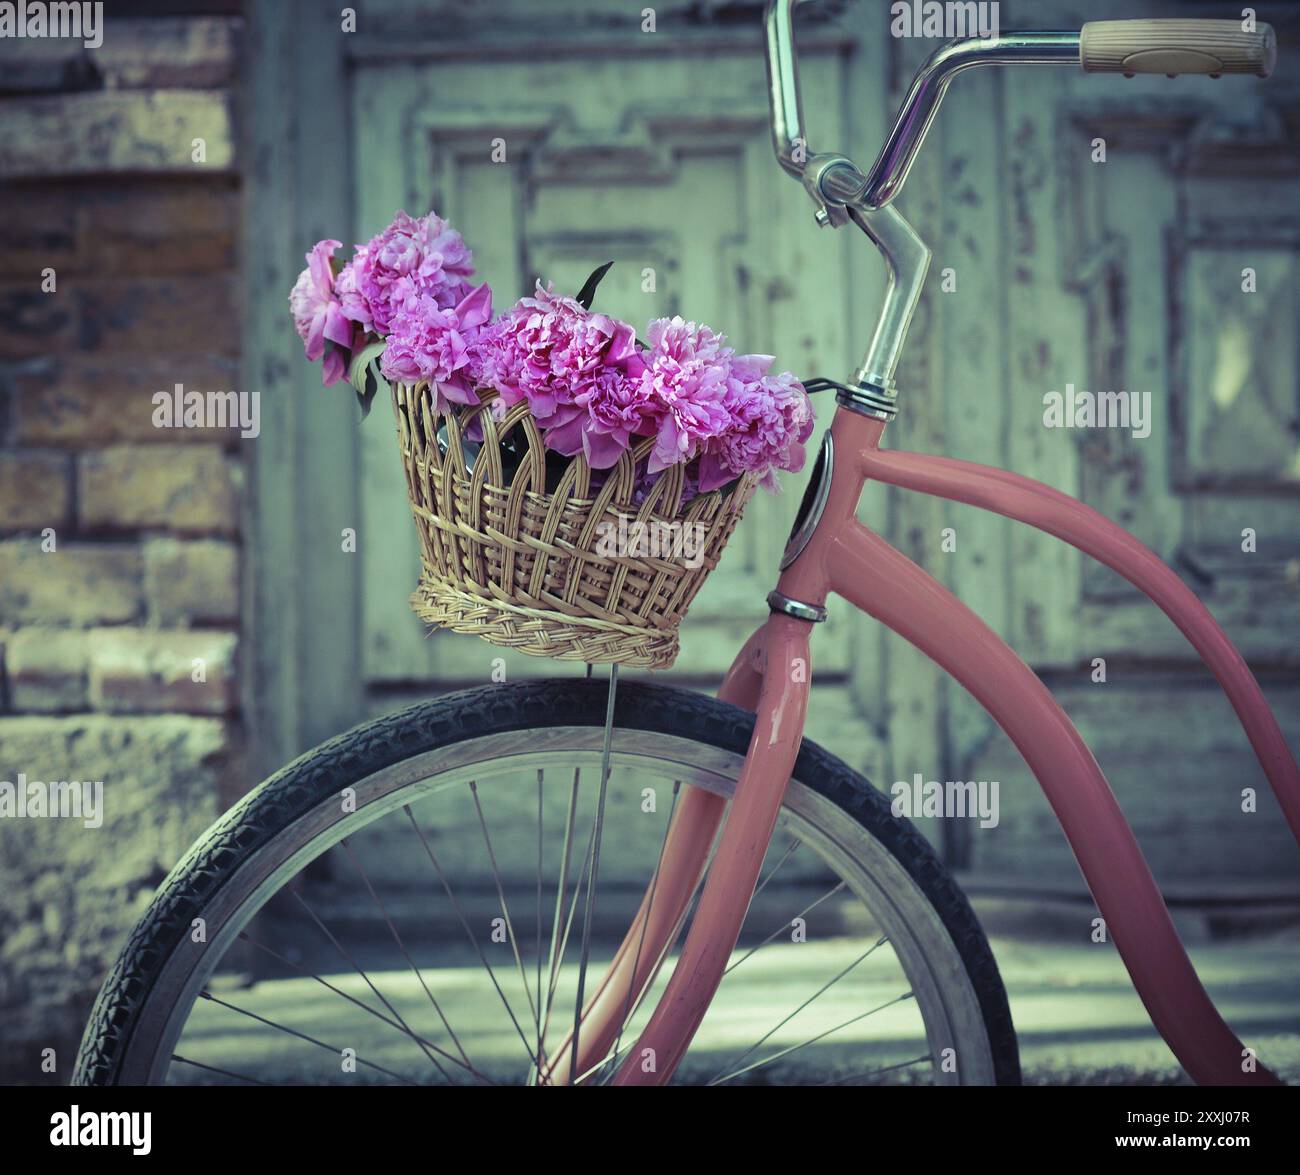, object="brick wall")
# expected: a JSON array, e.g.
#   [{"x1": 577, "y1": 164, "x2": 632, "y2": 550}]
[{"x1": 0, "y1": 16, "x2": 243, "y2": 1083}]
